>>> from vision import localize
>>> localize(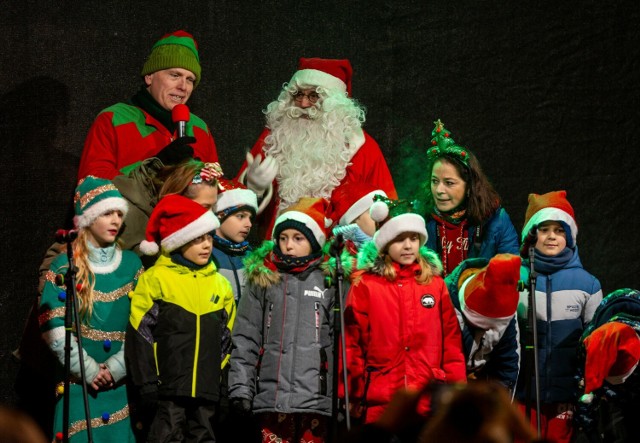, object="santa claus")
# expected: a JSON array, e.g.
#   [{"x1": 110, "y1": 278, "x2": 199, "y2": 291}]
[{"x1": 239, "y1": 57, "x2": 397, "y2": 238}]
